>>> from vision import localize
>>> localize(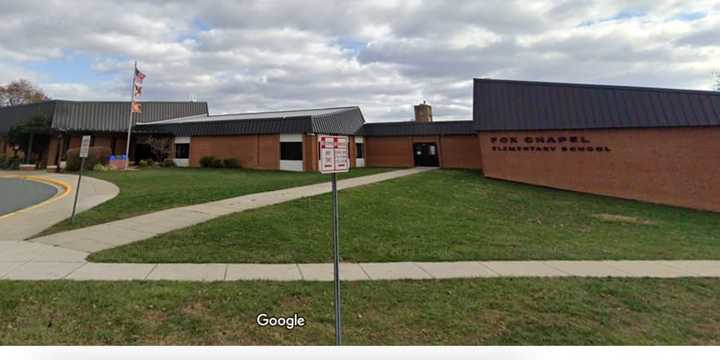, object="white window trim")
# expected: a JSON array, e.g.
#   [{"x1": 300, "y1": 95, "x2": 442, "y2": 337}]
[
  {"x1": 173, "y1": 137, "x2": 191, "y2": 167},
  {"x1": 280, "y1": 160, "x2": 303, "y2": 172},
  {"x1": 280, "y1": 134, "x2": 303, "y2": 142}
]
